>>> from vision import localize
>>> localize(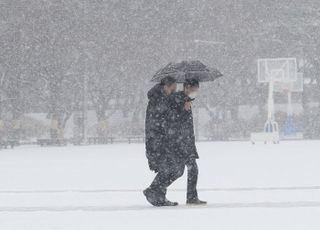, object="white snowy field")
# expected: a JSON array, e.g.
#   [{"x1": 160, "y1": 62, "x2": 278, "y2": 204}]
[{"x1": 1, "y1": 141, "x2": 320, "y2": 230}]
